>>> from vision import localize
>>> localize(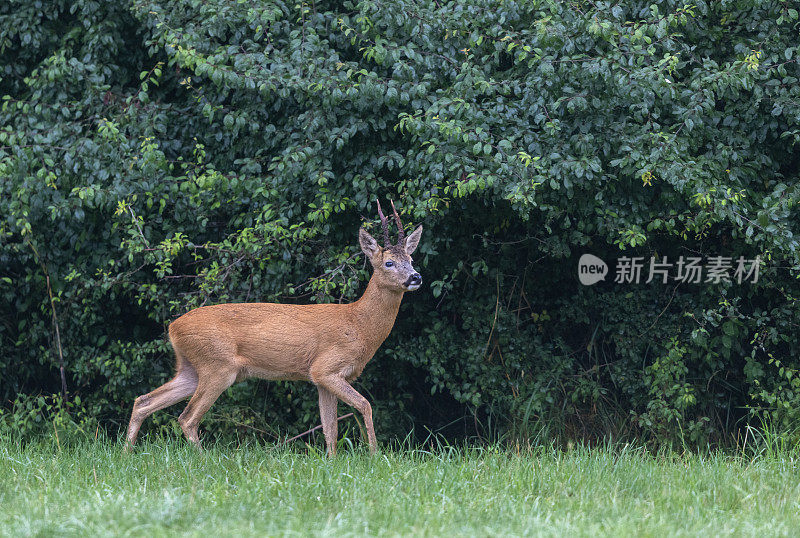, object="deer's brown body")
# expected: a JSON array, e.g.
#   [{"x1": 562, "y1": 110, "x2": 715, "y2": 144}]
[{"x1": 125, "y1": 201, "x2": 422, "y2": 455}]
